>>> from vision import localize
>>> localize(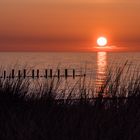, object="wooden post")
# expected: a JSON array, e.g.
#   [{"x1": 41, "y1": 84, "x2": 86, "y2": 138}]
[
  {"x1": 45, "y1": 69, "x2": 48, "y2": 78},
  {"x1": 18, "y1": 70, "x2": 21, "y2": 78},
  {"x1": 37, "y1": 69, "x2": 39, "y2": 78},
  {"x1": 12, "y1": 69, "x2": 15, "y2": 79},
  {"x1": 32, "y1": 70, "x2": 35, "y2": 79},
  {"x1": 73, "y1": 69, "x2": 75, "y2": 79},
  {"x1": 50, "y1": 69, "x2": 52, "y2": 78},
  {"x1": 58, "y1": 69, "x2": 60, "y2": 79},
  {"x1": 4, "y1": 71, "x2": 6, "y2": 79},
  {"x1": 23, "y1": 69, "x2": 26, "y2": 79},
  {"x1": 65, "y1": 69, "x2": 68, "y2": 79}
]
